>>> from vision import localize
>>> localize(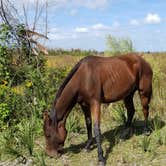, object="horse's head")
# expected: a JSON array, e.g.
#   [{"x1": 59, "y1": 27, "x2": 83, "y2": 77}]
[{"x1": 43, "y1": 111, "x2": 67, "y2": 157}]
